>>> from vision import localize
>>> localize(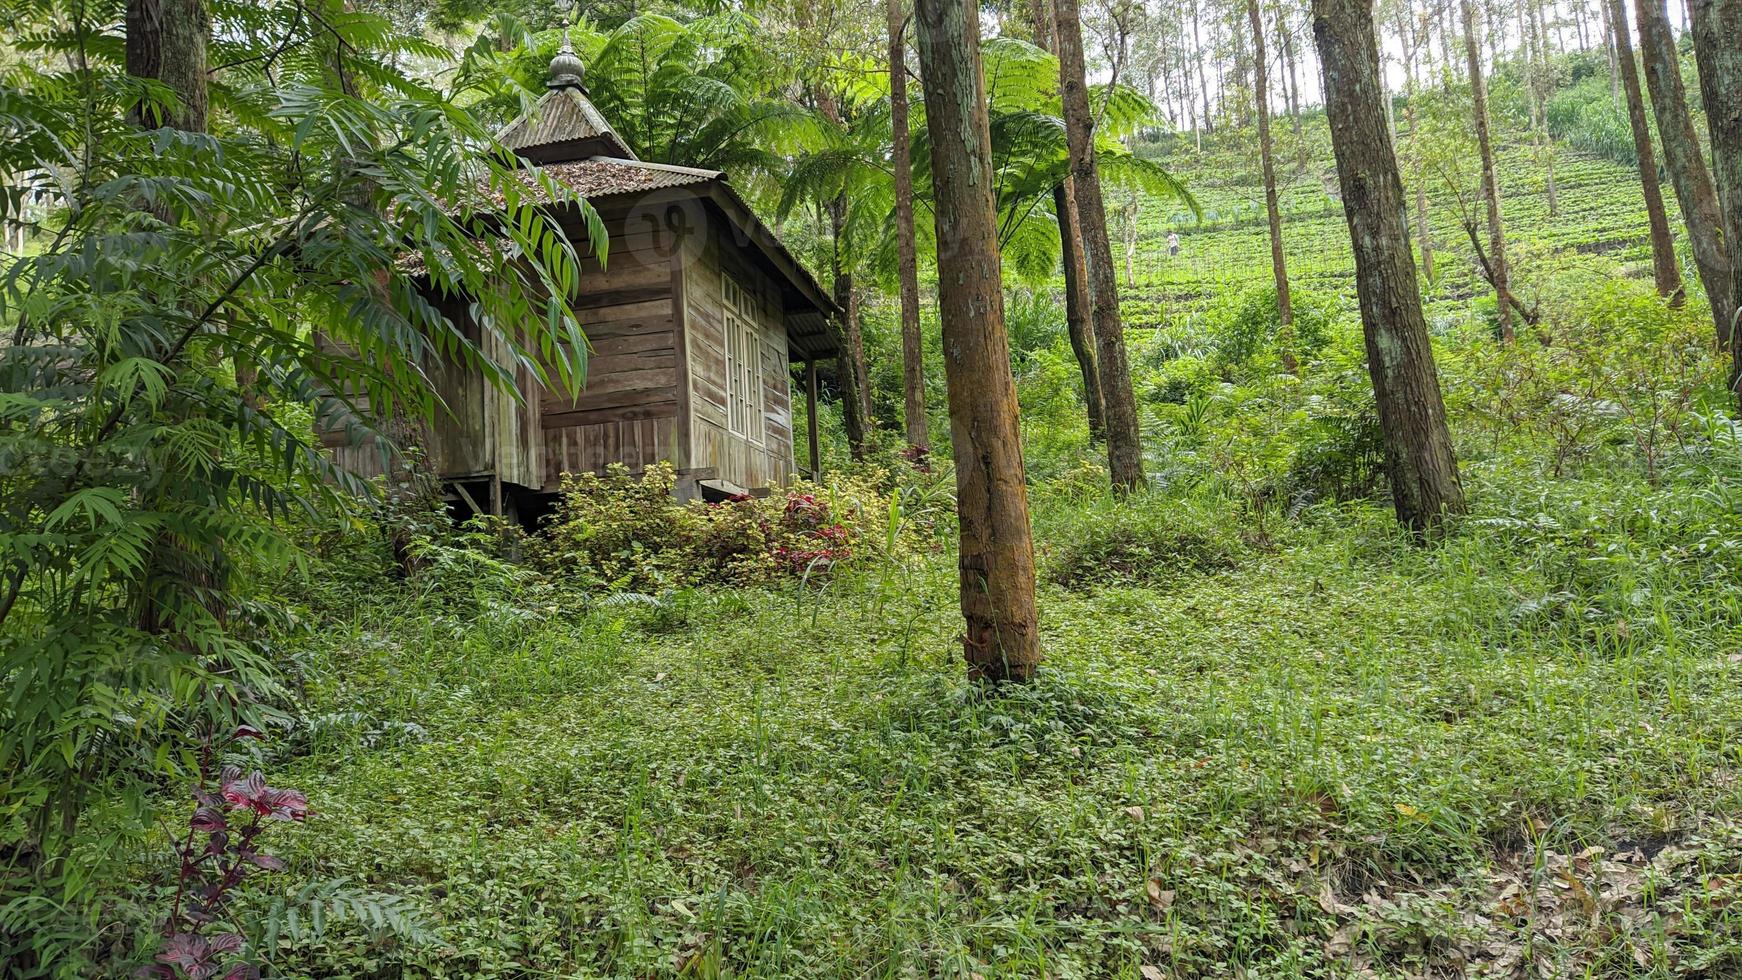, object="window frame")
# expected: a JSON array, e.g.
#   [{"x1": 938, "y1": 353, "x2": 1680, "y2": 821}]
[{"x1": 722, "y1": 278, "x2": 765, "y2": 446}]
